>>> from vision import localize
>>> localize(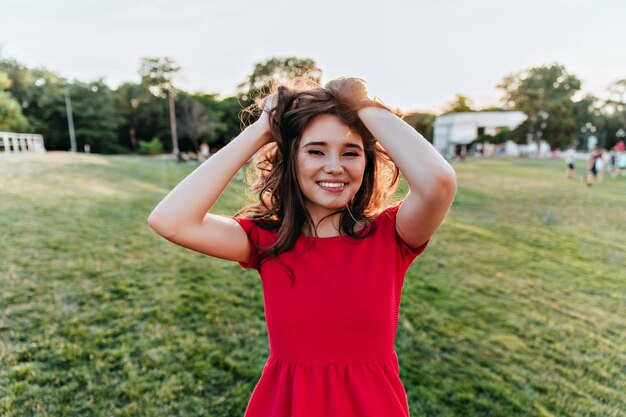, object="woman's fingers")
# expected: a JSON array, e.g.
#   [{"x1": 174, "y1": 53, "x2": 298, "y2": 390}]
[{"x1": 263, "y1": 94, "x2": 277, "y2": 113}]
